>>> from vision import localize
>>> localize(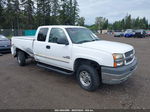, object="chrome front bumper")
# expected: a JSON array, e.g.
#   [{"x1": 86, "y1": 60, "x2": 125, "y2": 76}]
[{"x1": 101, "y1": 58, "x2": 138, "y2": 84}]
